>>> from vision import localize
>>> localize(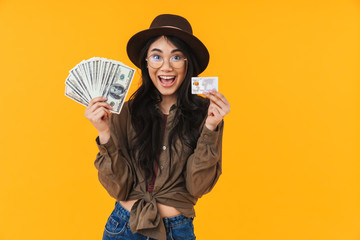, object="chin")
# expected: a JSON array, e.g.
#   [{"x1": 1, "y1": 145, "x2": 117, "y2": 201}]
[{"x1": 159, "y1": 89, "x2": 177, "y2": 96}]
